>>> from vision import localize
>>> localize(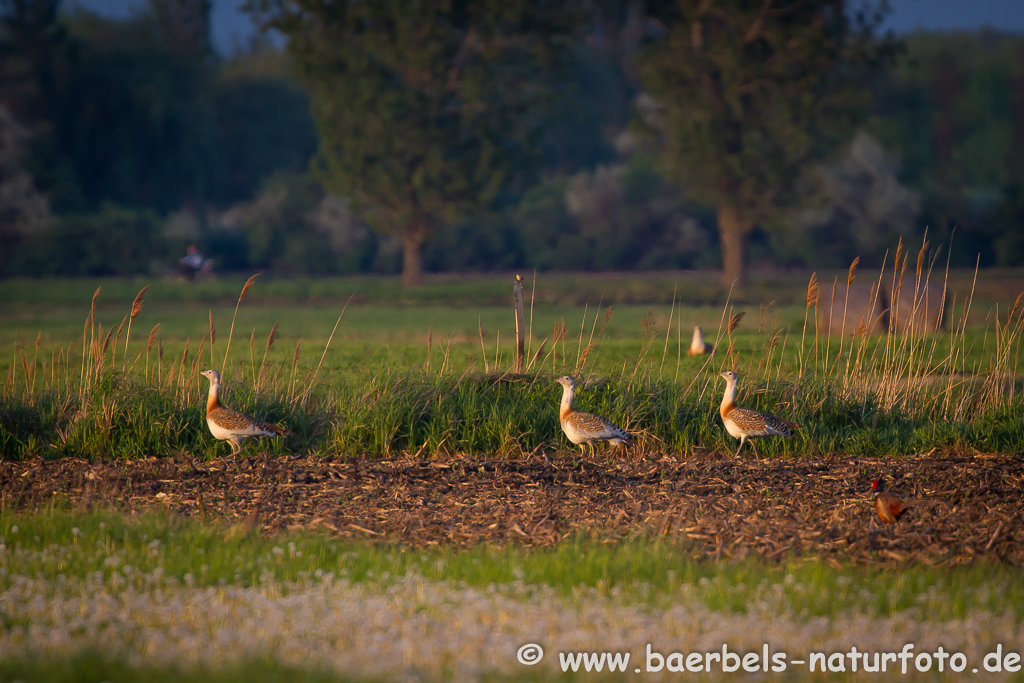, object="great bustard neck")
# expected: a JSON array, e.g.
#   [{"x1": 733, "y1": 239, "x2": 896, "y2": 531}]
[
  {"x1": 559, "y1": 382, "x2": 575, "y2": 421},
  {"x1": 206, "y1": 375, "x2": 222, "y2": 413},
  {"x1": 720, "y1": 376, "x2": 737, "y2": 416}
]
